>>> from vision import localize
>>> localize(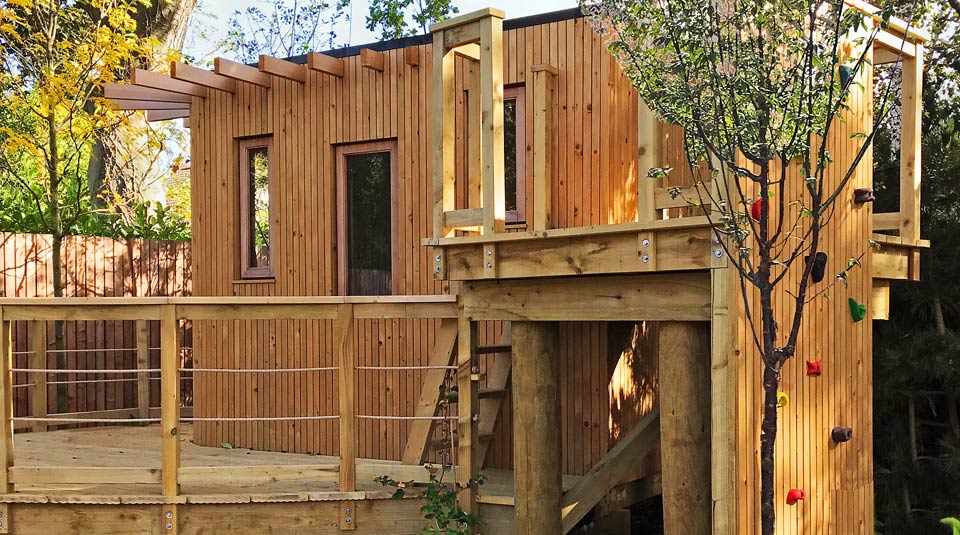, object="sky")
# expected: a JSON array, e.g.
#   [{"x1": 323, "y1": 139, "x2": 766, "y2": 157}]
[{"x1": 186, "y1": 0, "x2": 578, "y2": 61}]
